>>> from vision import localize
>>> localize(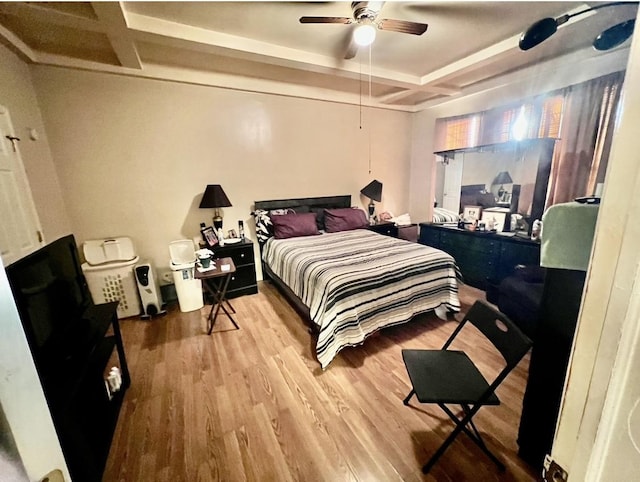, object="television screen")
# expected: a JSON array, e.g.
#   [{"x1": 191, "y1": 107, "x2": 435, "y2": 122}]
[{"x1": 6, "y1": 234, "x2": 93, "y2": 354}]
